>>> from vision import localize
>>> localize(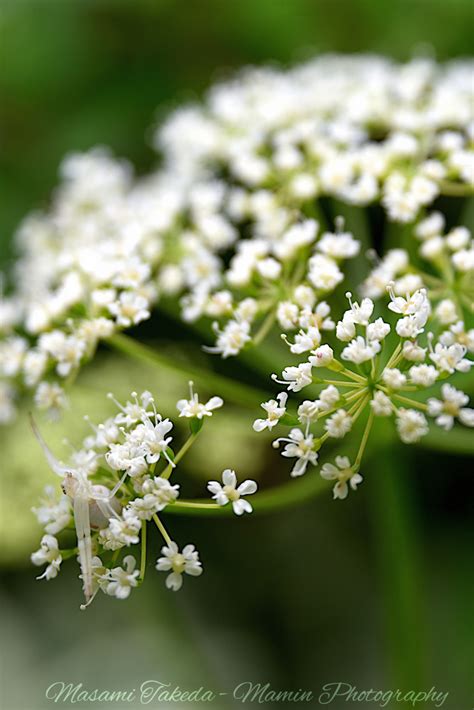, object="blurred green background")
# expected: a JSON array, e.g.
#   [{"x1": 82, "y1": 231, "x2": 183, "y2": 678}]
[{"x1": 1, "y1": 1, "x2": 473, "y2": 709}]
